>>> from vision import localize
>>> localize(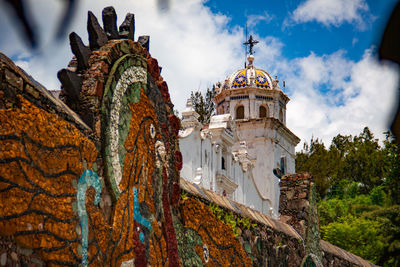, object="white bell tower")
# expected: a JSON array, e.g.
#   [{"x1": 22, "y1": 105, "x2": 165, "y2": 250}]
[{"x1": 213, "y1": 52, "x2": 300, "y2": 213}]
